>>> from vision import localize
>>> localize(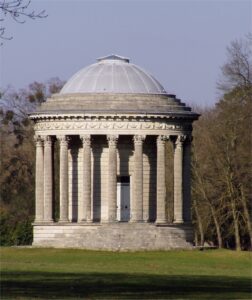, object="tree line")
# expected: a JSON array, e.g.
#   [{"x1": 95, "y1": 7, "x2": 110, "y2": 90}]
[
  {"x1": 0, "y1": 37, "x2": 251, "y2": 250},
  {"x1": 192, "y1": 36, "x2": 252, "y2": 250}
]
